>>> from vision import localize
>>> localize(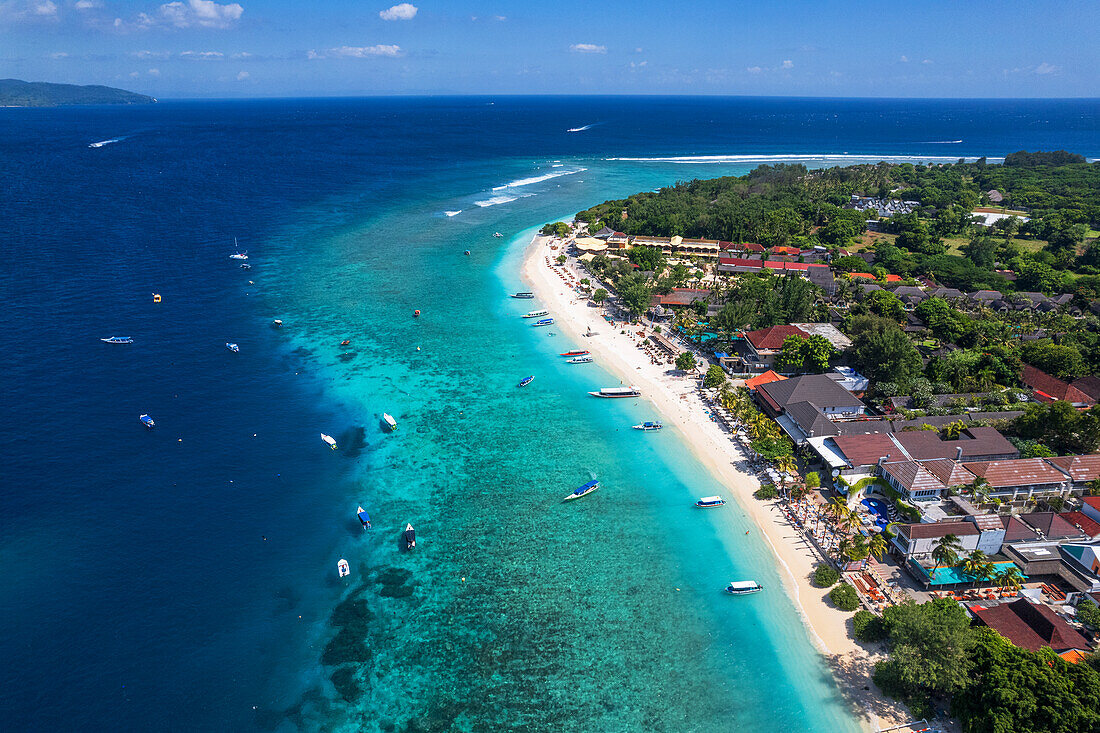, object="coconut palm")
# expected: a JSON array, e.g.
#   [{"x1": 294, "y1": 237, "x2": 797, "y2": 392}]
[
  {"x1": 963, "y1": 477, "x2": 992, "y2": 506},
  {"x1": 994, "y1": 566, "x2": 1024, "y2": 596},
  {"x1": 962, "y1": 550, "x2": 991, "y2": 585},
  {"x1": 868, "y1": 532, "x2": 888, "y2": 562},
  {"x1": 930, "y1": 533, "x2": 963, "y2": 579}
]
